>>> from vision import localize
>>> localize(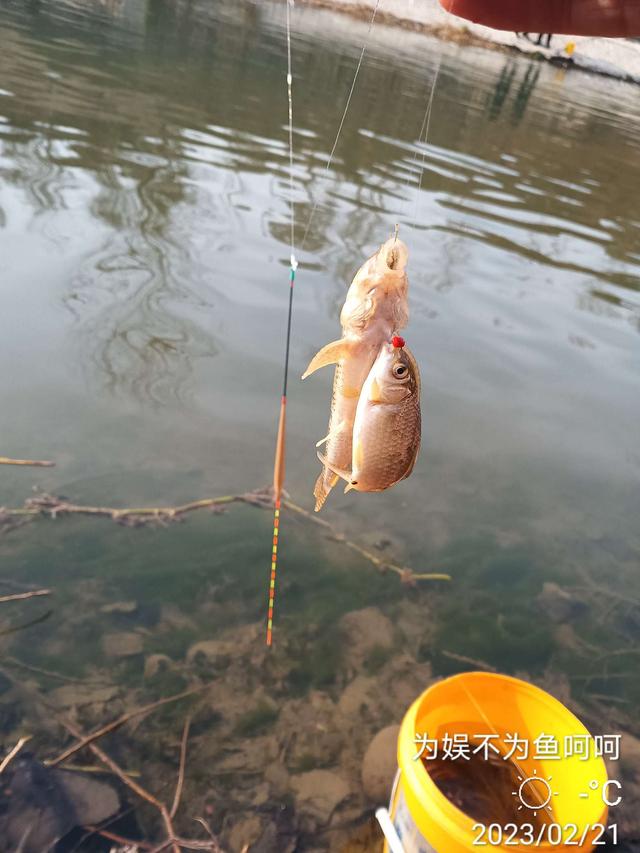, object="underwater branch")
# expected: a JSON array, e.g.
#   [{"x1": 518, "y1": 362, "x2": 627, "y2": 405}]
[
  {"x1": 1, "y1": 487, "x2": 451, "y2": 585},
  {"x1": 0, "y1": 456, "x2": 55, "y2": 467},
  {"x1": 0, "y1": 737, "x2": 31, "y2": 774},
  {"x1": 55, "y1": 701, "x2": 223, "y2": 851},
  {"x1": 49, "y1": 684, "x2": 209, "y2": 767},
  {"x1": 0, "y1": 588, "x2": 52, "y2": 603}
]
